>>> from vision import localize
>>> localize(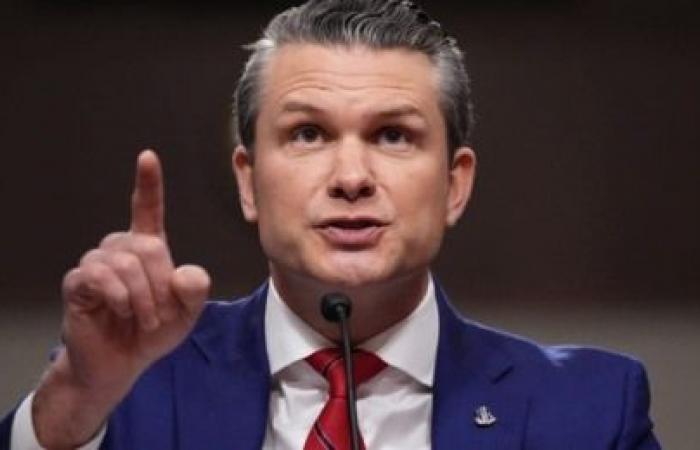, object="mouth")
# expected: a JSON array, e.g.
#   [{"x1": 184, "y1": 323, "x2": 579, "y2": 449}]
[{"x1": 315, "y1": 217, "x2": 388, "y2": 248}]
